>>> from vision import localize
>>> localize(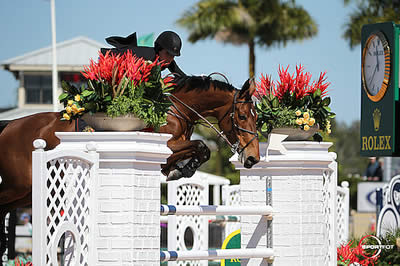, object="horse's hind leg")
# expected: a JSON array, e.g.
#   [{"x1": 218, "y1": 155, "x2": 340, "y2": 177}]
[
  {"x1": 0, "y1": 192, "x2": 32, "y2": 262},
  {"x1": 0, "y1": 212, "x2": 5, "y2": 264}
]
